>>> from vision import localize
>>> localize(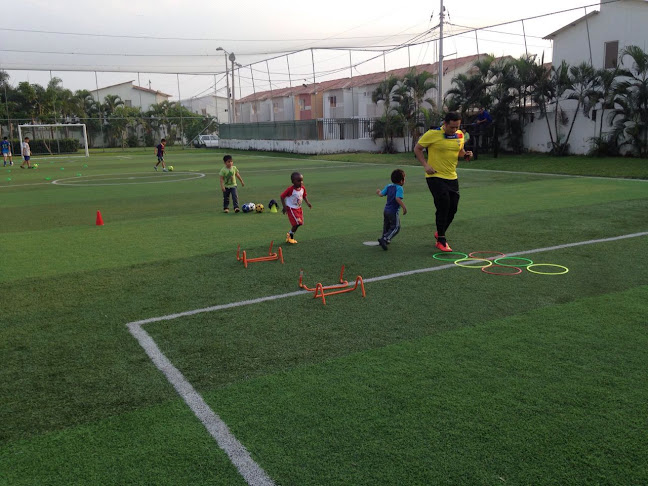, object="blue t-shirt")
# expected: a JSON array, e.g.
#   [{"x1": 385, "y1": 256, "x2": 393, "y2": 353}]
[
  {"x1": 380, "y1": 183, "x2": 404, "y2": 214},
  {"x1": 477, "y1": 110, "x2": 492, "y2": 124},
  {"x1": 1, "y1": 140, "x2": 10, "y2": 152}
]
